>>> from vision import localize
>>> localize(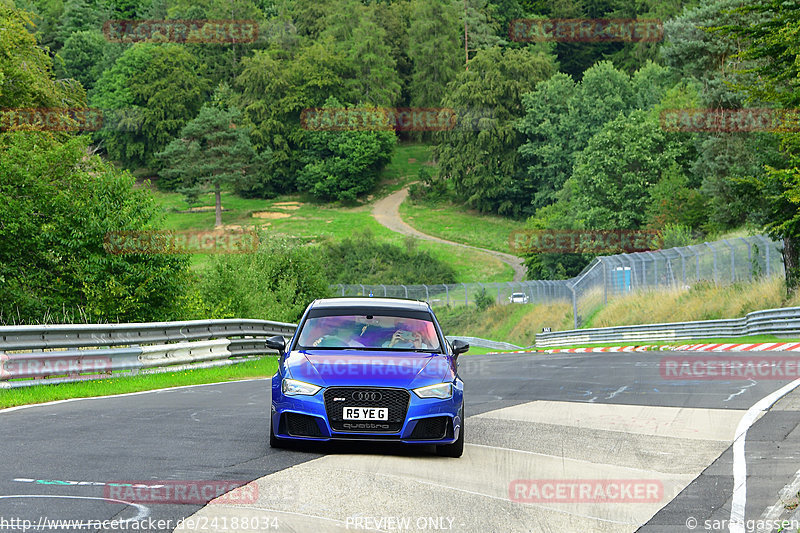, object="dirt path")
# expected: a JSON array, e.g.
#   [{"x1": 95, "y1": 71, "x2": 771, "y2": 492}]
[{"x1": 372, "y1": 187, "x2": 527, "y2": 282}]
